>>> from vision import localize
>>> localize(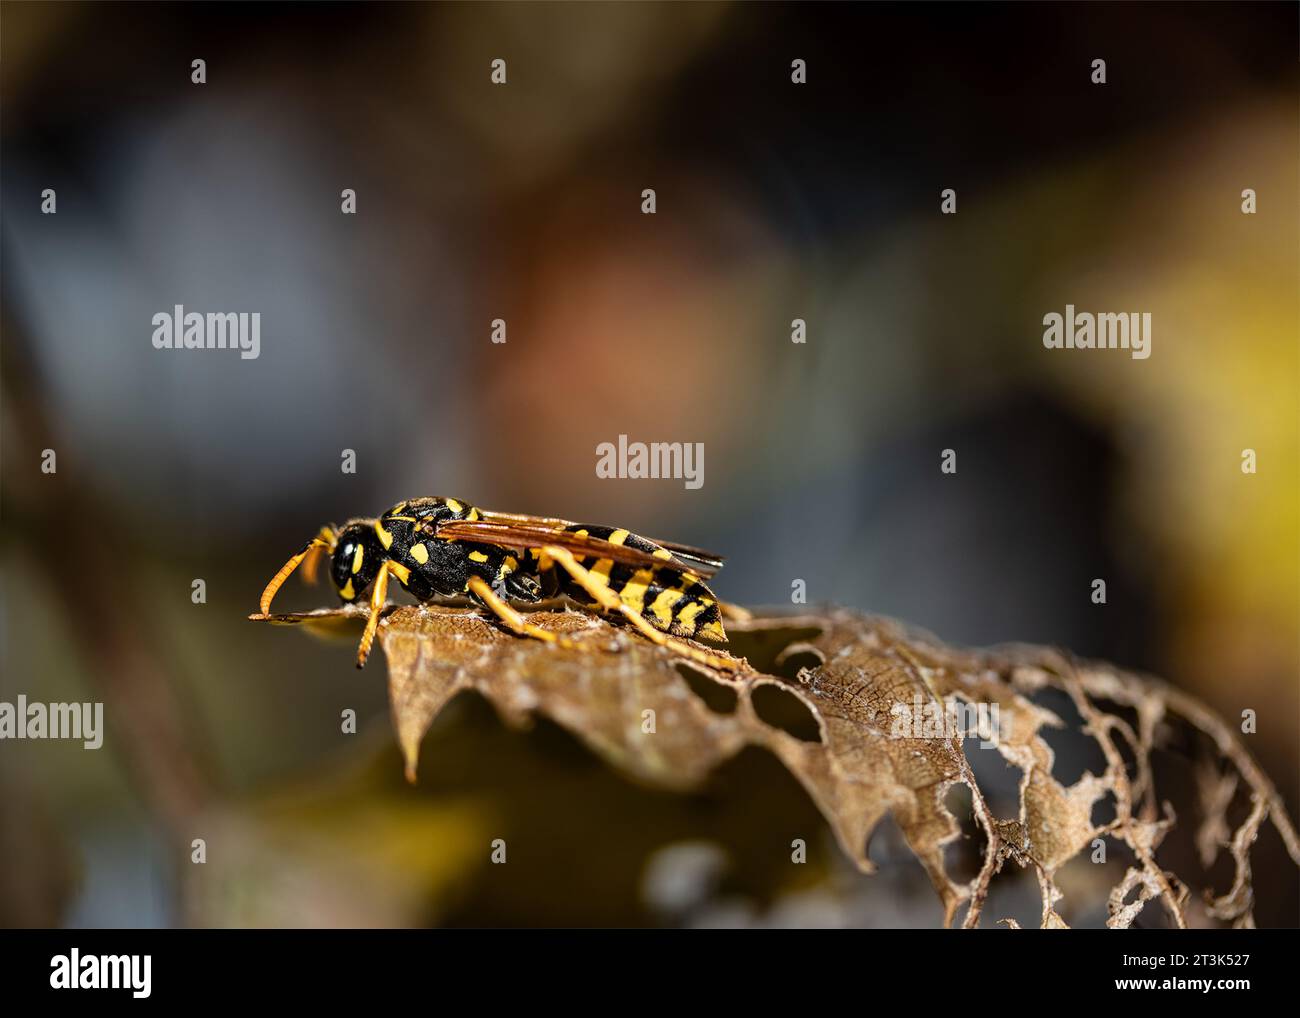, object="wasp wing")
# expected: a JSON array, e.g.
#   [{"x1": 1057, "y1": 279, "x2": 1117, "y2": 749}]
[
  {"x1": 640, "y1": 539, "x2": 724, "y2": 577},
  {"x1": 436, "y1": 514, "x2": 723, "y2": 579},
  {"x1": 472, "y1": 508, "x2": 725, "y2": 577},
  {"x1": 474, "y1": 508, "x2": 574, "y2": 529}
]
